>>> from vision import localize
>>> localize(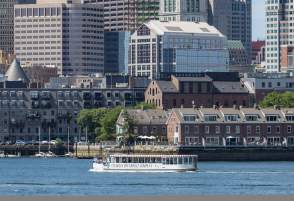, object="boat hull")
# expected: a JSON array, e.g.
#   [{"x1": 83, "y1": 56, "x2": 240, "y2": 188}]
[{"x1": 91, "y1": 162, "x2": 197, "y2": 172}]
